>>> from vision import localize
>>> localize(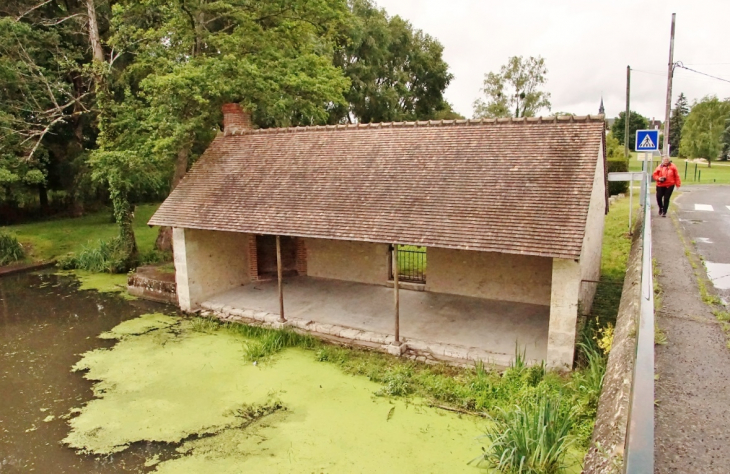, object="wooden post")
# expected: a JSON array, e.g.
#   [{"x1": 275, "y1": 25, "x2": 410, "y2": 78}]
[
  {"x1": 663, "y1": 13, "x2": 676, "y2": 158},
  {"x1": 276, "y1": 235, "x2": 285, "y2": 322},
  {"x1": 393, "y1": 244, "x2": 400, "y2": 343}
]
